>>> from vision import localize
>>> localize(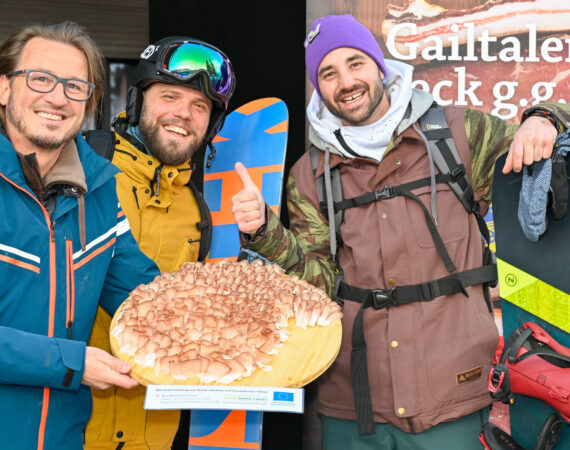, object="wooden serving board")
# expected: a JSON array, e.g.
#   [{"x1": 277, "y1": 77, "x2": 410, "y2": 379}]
[{"x1": 110, "y1": 305, "x2": 341, "y2": 388}]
